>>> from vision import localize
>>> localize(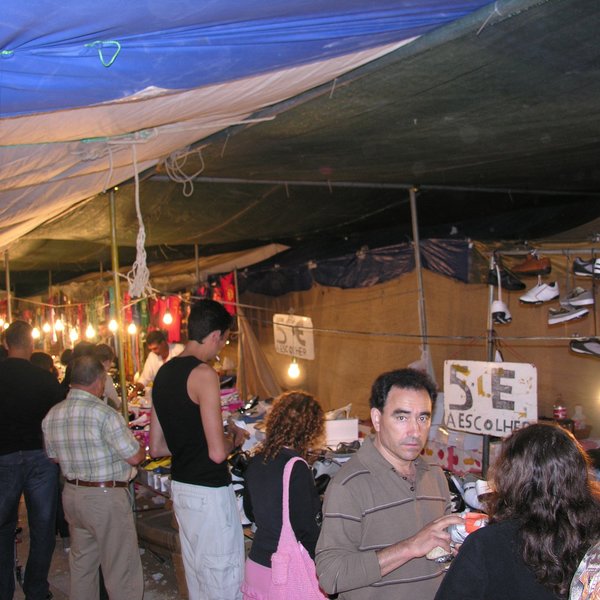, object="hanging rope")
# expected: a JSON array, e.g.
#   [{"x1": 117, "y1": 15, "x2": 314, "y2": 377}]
[
  {"x1": 163, "y1": 146, "x2": 206, "y2": 197},
  {"x1": 125, "y1": 143, "x2": 152, "y2": 298}
]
